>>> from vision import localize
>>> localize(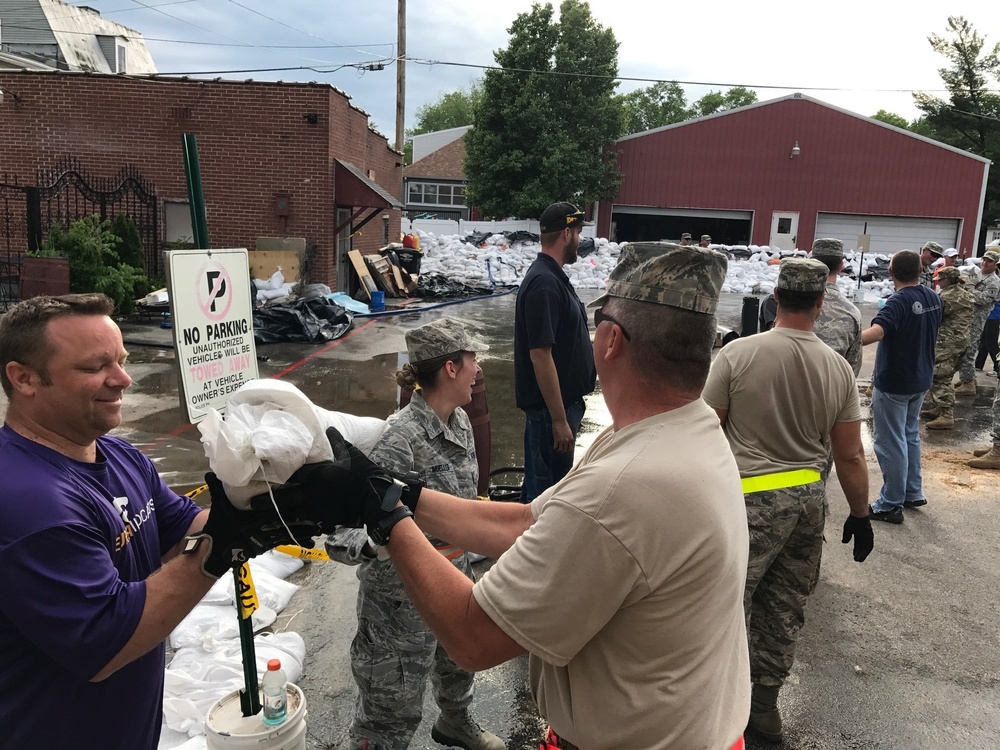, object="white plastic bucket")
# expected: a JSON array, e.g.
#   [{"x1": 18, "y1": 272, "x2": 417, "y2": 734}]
[{"x1": 205, "y1": 683, "x2": 307, "y2": 749}]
